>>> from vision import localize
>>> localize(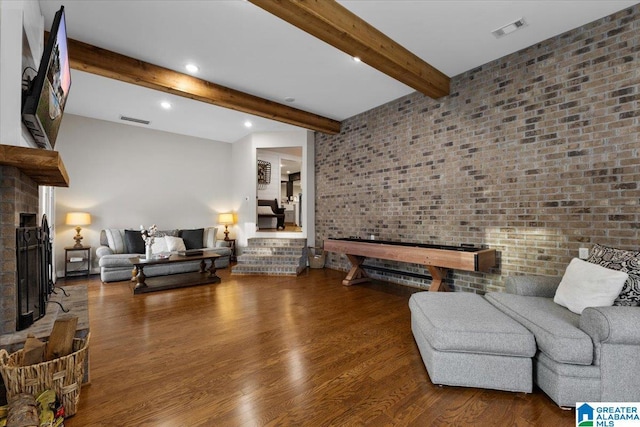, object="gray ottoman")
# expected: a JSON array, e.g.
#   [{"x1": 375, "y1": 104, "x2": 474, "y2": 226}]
[{"x1": 409, "y1": 292, "x2": 536, "y2": 393}]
